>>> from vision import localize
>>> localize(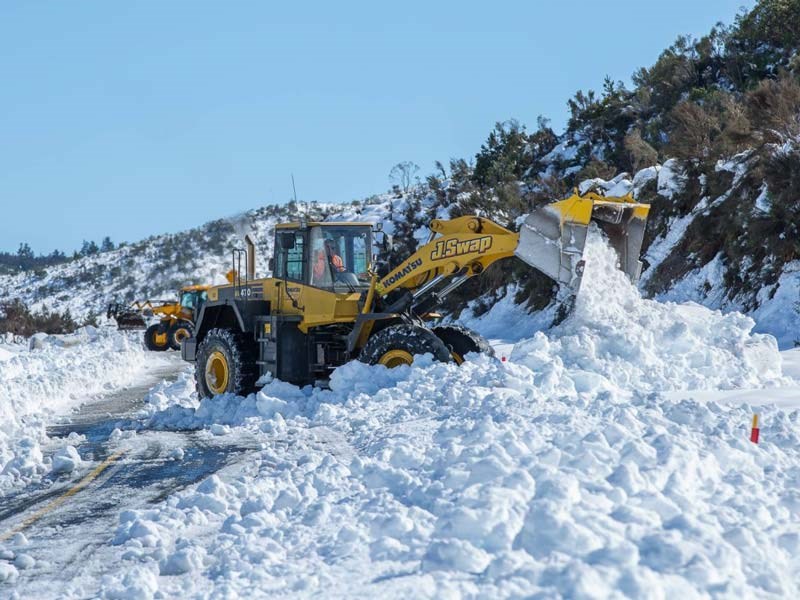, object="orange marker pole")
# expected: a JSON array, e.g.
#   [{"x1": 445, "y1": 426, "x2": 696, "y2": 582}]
[{"x1": 750, "y1": 413, "x2": 760, "y2": 444}]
